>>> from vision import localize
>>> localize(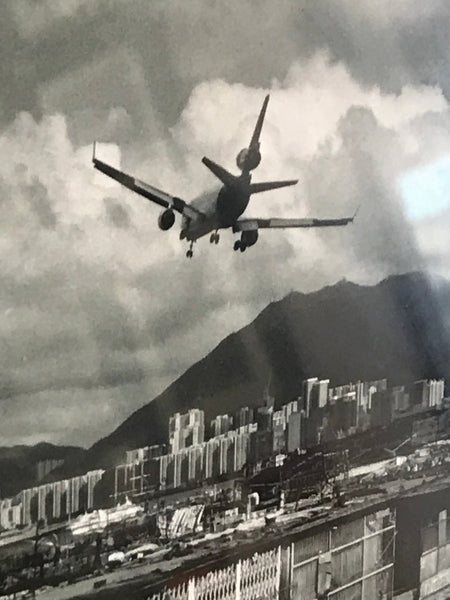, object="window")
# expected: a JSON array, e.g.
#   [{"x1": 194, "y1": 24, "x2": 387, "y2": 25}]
[
  {"x1": 422, "y1": 523, "x2": 438, "y2": 553},
  {"x1": 331, "y1": 542, "x2": 363, "y2": 587},
  {"x1": 291, "y1": 560, "x2": 317, "y2": 600},
  {"x1": 362, "y1": 568, "x2": 392, "y2": 598},
  {"x1": 293, "y1": 531, "x2": 329, "y2": 565},
  {"x1": 331, "y1": 519, "x2": 364, "y2": 549}
]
